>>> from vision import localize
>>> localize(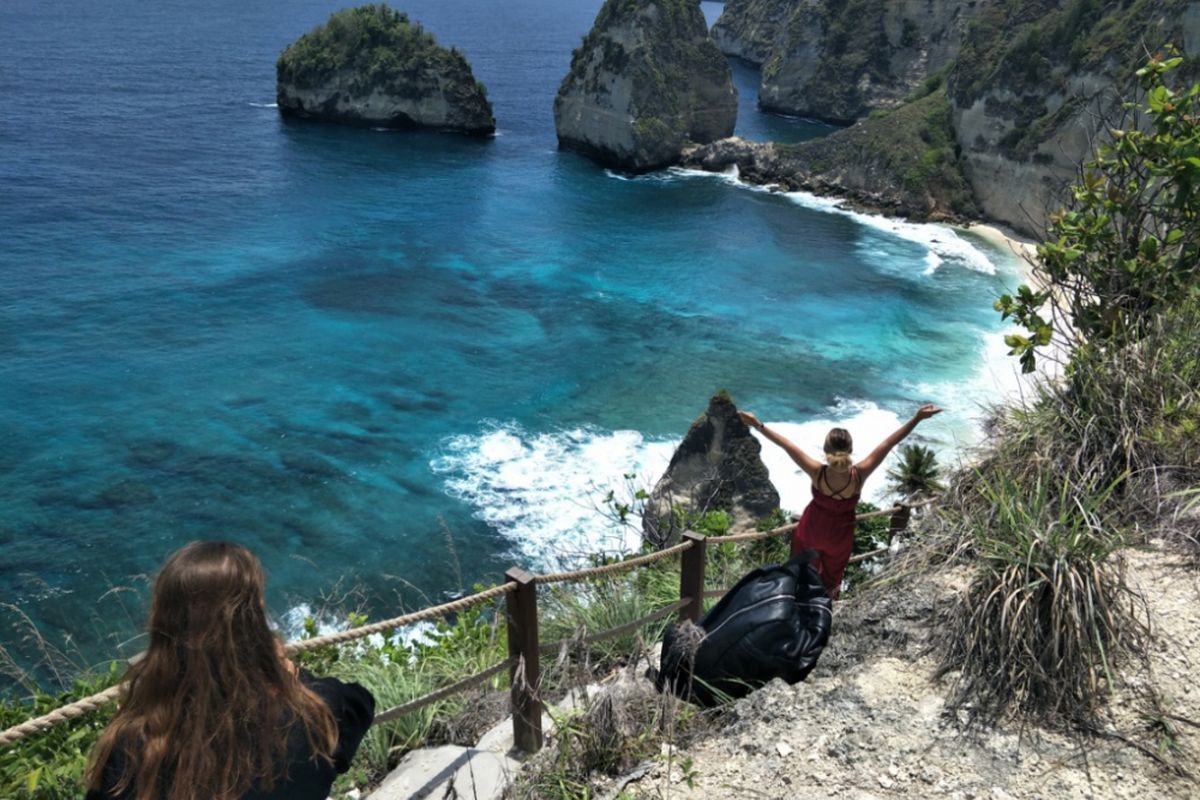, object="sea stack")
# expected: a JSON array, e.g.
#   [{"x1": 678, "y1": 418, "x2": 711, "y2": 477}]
[
  {"x1": 554, "y1": 0, "x2": 738, "y2": 172},
  {"x1": 276, "y1": 4, "x2": 495, "y2": 135},
  {"x1": 643, "y1": 392, "x2": 780, "y2": 548}
]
